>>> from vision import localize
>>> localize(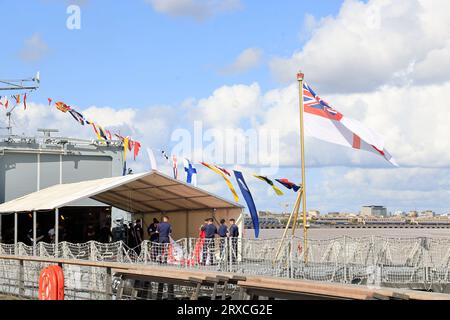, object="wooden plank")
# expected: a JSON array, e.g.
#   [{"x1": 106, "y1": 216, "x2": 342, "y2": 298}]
[
  {"x1": 2, "y1": 254, "x2": 449, "y2": 300},
  {"x1": 238, "y1": 280, "x2": 371, "y2": 300}
]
